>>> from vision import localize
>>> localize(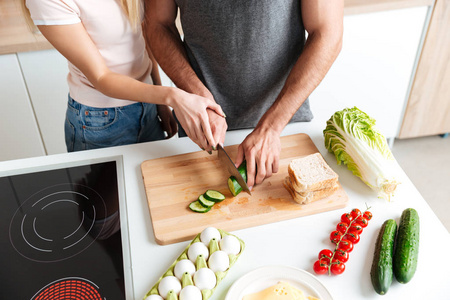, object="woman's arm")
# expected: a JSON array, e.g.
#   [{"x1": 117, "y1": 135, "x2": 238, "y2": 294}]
[
  {"x1": 38, "y1": 23, "x2": 172, "y2": 105},
  {"x1": 38, "y1": 23, "x2": 223, "y2": 149}
]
